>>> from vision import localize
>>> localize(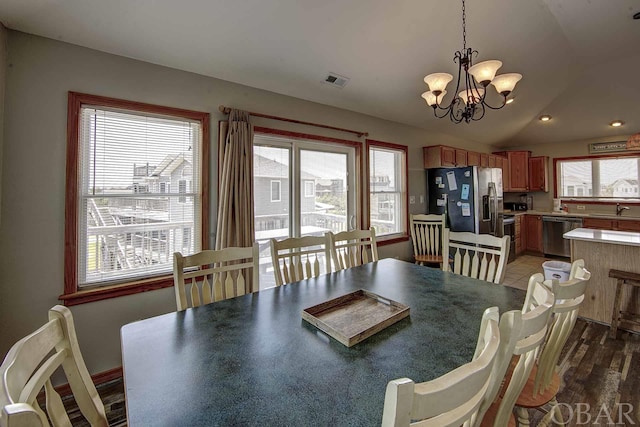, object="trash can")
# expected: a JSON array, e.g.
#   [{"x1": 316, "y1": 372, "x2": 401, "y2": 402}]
[{"x1": 542, "y1": 261, "x2": 571, "y2": 282}]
